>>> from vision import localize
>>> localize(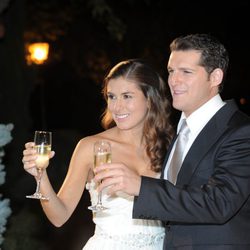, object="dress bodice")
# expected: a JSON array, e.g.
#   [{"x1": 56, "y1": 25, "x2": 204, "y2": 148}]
[{"x1": 83, "y1": 180, "x2": 164, "y2": 249}]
